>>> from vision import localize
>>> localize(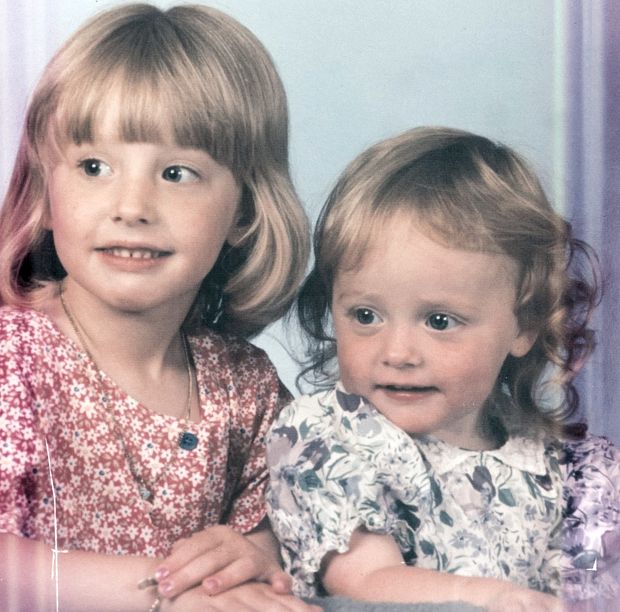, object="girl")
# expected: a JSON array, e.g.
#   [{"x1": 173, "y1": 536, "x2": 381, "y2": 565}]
[
  {"x1": 266, "y1": 127, "x2": 620, "y2": 610},
  {"x1": 0, "y1": 4, "x2": 318, "y2": 611}
]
